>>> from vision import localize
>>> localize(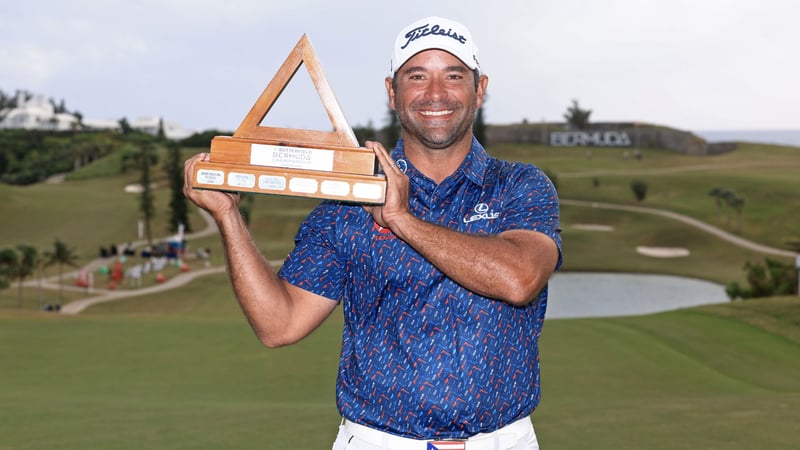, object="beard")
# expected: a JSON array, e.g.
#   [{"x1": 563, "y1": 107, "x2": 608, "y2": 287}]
[{"x1": 397, "y1": 98, "x2": 476, "y2": 150}]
